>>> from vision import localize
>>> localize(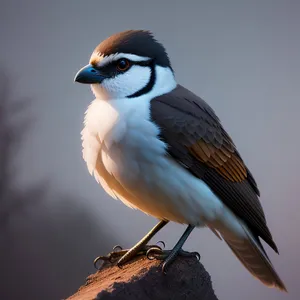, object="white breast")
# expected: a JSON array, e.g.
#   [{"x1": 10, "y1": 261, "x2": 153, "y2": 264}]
[{"x1": 81, "y1": 66, "x2": 244, "y2": 234}]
